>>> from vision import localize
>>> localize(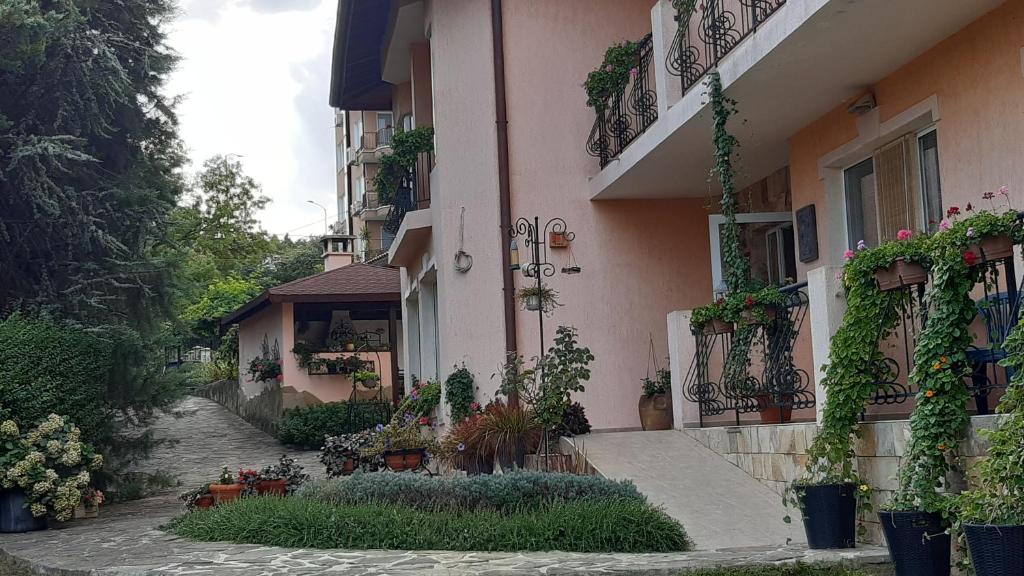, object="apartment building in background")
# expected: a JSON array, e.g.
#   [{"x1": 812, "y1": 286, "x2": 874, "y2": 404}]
[
  {"x1": 334, "y1": 108, "x2": 399, "y2": 262},
  {"x1": 329, "y1": 0, "x2": 1024, "y2": 433}
]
